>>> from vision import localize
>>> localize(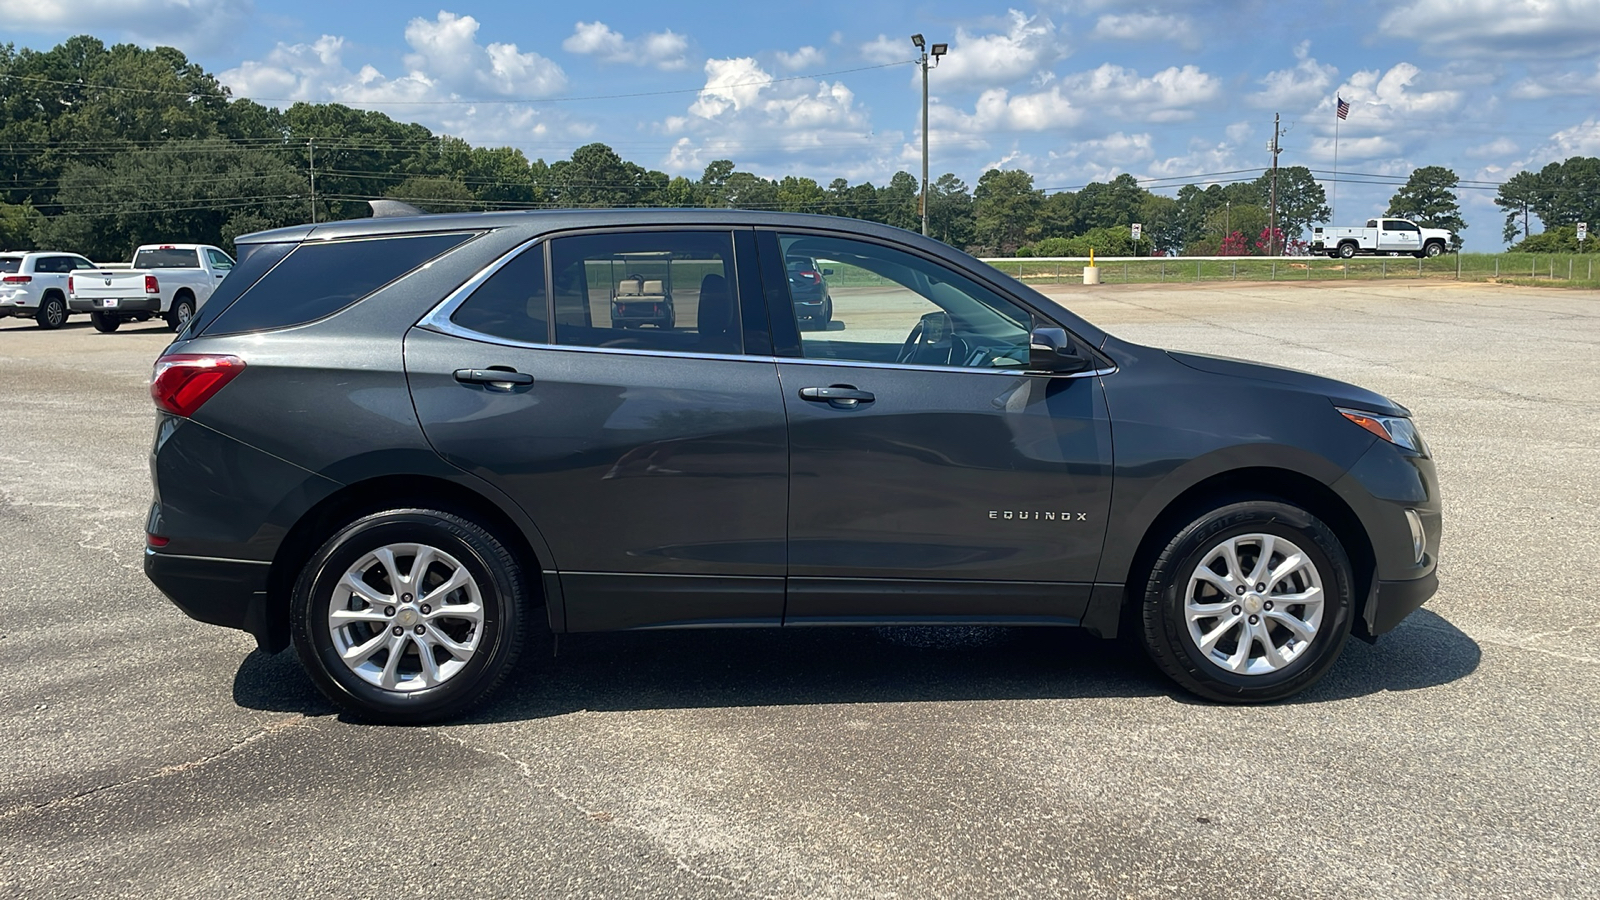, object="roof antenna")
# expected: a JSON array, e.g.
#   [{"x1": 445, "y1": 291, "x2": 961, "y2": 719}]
[{"x1": 368, "y1": 199, "x2": 426, "y2": 218}]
